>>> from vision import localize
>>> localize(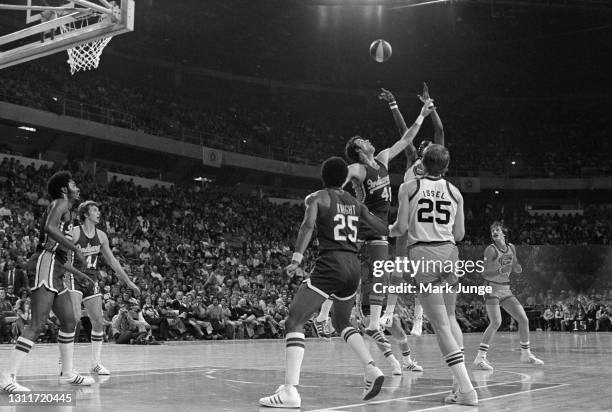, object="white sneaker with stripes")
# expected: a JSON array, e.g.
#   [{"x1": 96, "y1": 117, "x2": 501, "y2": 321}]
[
  {"x1": 259, "y1": 384, "x2": 301, "y2": 408},
  {"x1": 91, "y1": 364, "x2": 111, "y2": 375},
  {"x1": 403, "y1": 357, "x2": 424, "y2": 372},
  {"x1": 363, "y1": 364, "x2": 384, "y2": 401},
  {"x1": 61, "y1": 372, "x2": 95, "y2": 386},
  {"x1": 0, "y1": 374, "x2": 30, "y2": 393},
  {"x1": 390, "y1": 358, "x2": 402, "y2": 376},
  {"x1": 313, "y1": 318, "x2": 331, "y2": 342},
  {"x1": 520, "y1": 353, "x2": 544, "y2": 365},
  {"x1": 473, "y1": 356, "x2": 494, "y2": 371},
  {"x1": 444, "y1": 388, "x2": 478, "y2": 406},
  {"x1": 364, "y1": 328, "x2": 391, "y2": 349}
]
